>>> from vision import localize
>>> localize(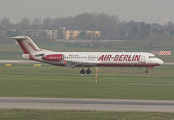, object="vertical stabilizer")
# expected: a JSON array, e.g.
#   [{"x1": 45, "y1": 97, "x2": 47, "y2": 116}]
[
  {"x1": 13, "y1": 36, "x2": 44, "y2": 60},
  {"x1": 13, "y1": 36, "x2": 42, "y2": 54}
]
